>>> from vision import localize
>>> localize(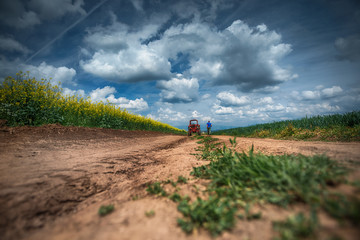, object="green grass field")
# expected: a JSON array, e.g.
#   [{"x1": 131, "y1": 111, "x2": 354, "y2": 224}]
[{"x1": 214, "y1": 112, "x2": 360, "y2": 141}]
